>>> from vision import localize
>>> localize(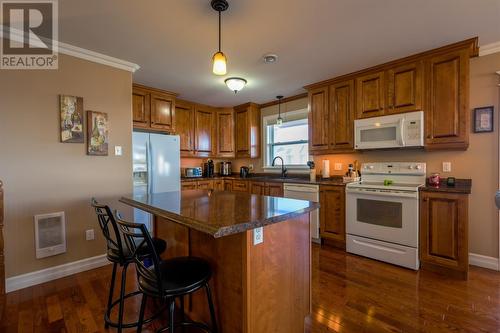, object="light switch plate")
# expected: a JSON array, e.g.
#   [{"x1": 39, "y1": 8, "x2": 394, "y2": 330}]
[
  {"x1": 114, "y1": 146, "x2": 123, "y2": 156},
  {"x1": 253, "y1": 227, "x2": 263, "y2": 245},
  {"x1": 334, "y1": 163, "x2": 343, "y2": 171},
  {"x1": 85, "y1": 229, "x2": 95, "y2": 241},
  {"x1": 442, "y1": 162, "x2": 451, "y2": 172}
]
